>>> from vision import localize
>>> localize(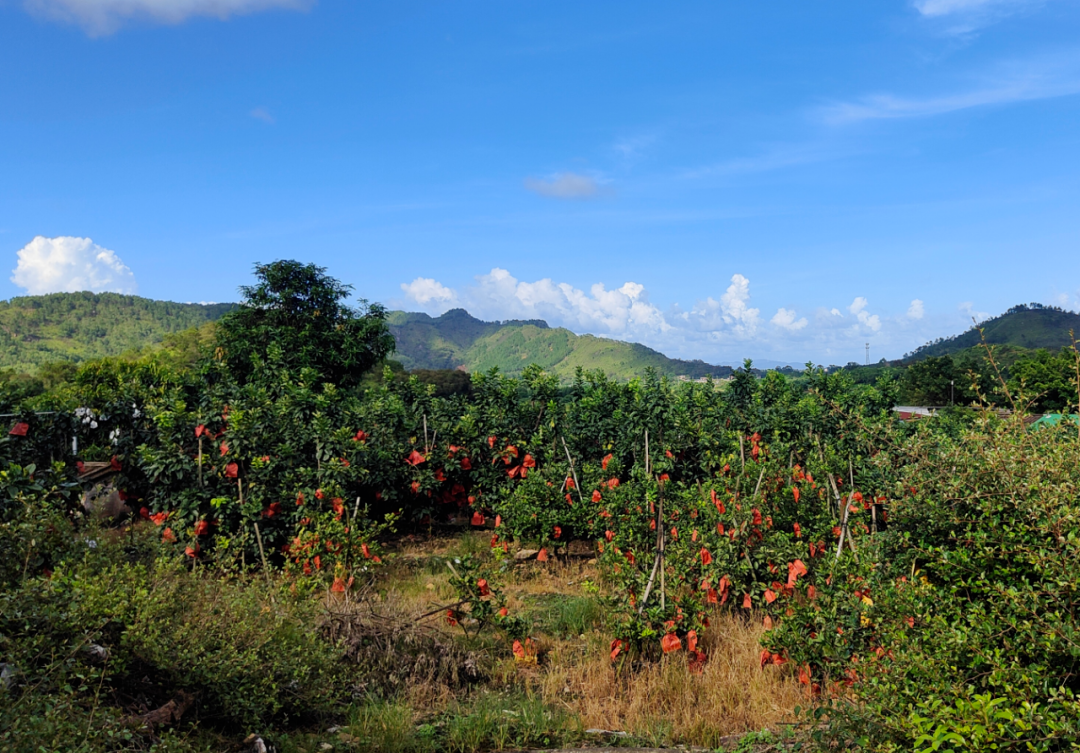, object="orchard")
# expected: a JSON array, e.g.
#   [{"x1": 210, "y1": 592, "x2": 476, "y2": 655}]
[{"x1": 2, "y1": 261, "x2": 1078, "y2": 752}]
